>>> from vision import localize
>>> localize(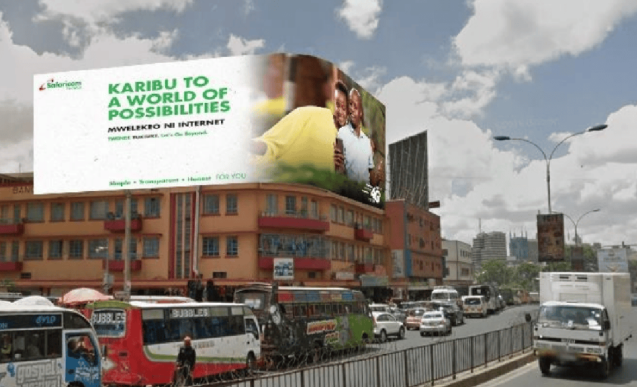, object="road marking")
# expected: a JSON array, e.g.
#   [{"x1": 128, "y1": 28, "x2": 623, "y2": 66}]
[{"x1": 481, "y1": 360, "x2": 536, "y2": 387}]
